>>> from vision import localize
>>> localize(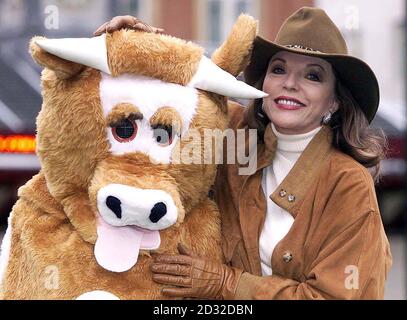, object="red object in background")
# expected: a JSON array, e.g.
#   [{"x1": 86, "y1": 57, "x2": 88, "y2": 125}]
[
  {"x1": 0, "y1": 135, "x2": 36, "y2": 153},
  {"x1": 0, "y1": 134, "x2": 39, "y2": 223},
  {"x1": 379, "y1": 135, "x2": 406, "y2": 188},
  {"x1": 374, "y1": 133, "x2": 406, "y2": 231}
]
